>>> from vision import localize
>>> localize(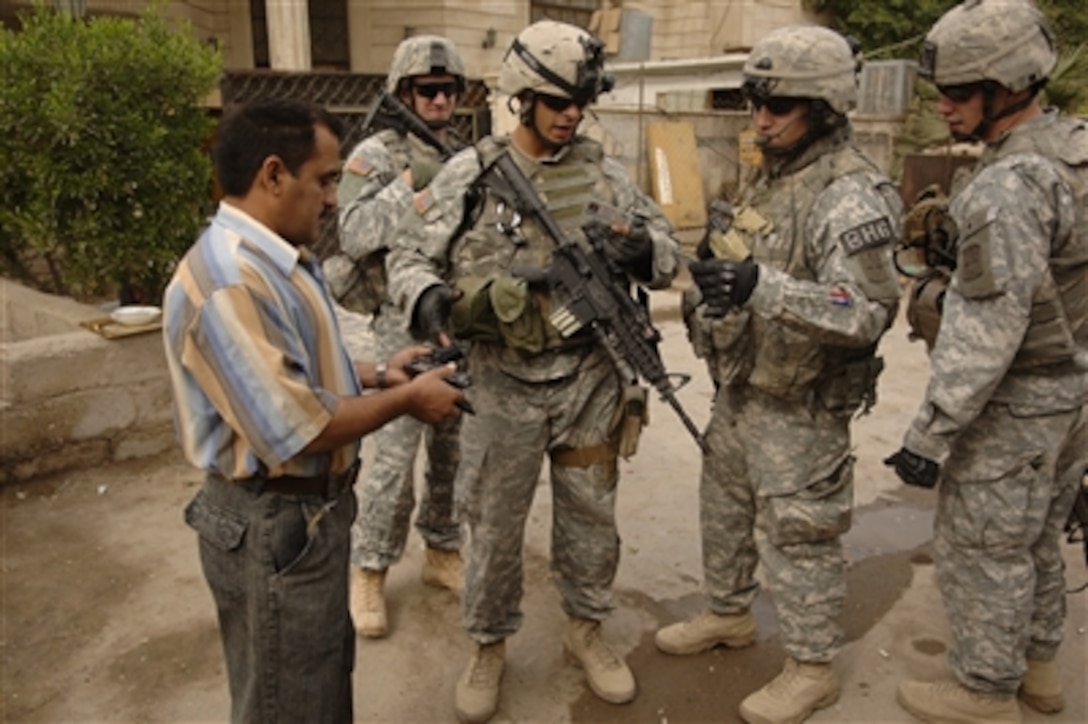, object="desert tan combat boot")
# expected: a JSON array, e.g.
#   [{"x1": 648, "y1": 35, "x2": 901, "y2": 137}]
[
  {"x1": 1019, "y1": 658, "x2": 1064, "y2": 713},
  {"x1": 655, "y1": 609, "x2": 757, "y2": 655},
  {"x1": 563, "y1": 617, "x2": 637, "y2": 704},
  {"x1": 455, "y1": 640, "x2": 505, "y2": 724},
  {"x1": 349, "y1": 567, "x2": 387, "y2": 638},
  {"x1": 739, "y1": 658, "x2": 840, "y2": 724},
  {"x1": 897, "y1": 680, "x2": 1021, "y2": 723},
  {"x1": 422, "y1": 546, "x2": 464, "y2": 595}
]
